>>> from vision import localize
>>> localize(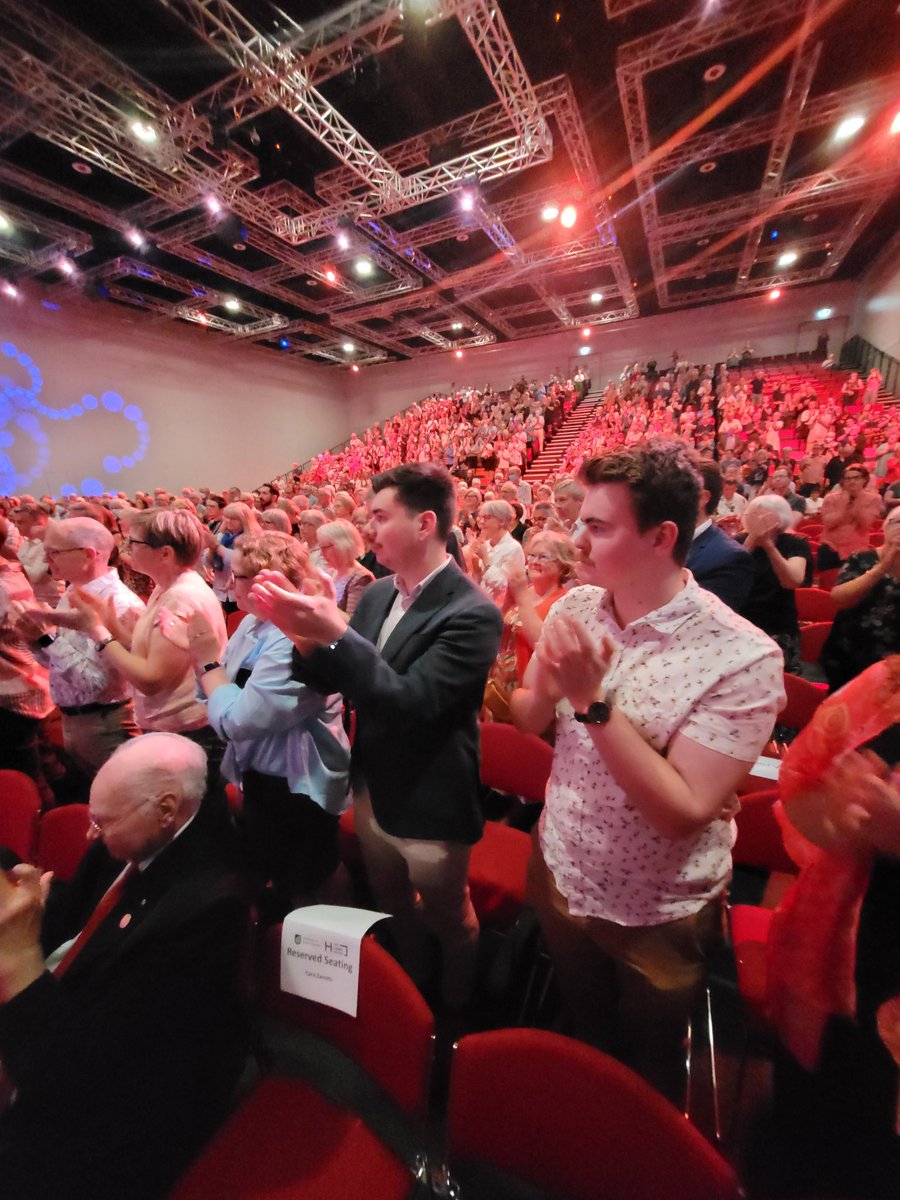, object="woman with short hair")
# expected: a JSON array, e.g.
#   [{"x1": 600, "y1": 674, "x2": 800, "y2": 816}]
[{"x1": 316, "y1": 518, "x2": 374, "y2": 620}]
